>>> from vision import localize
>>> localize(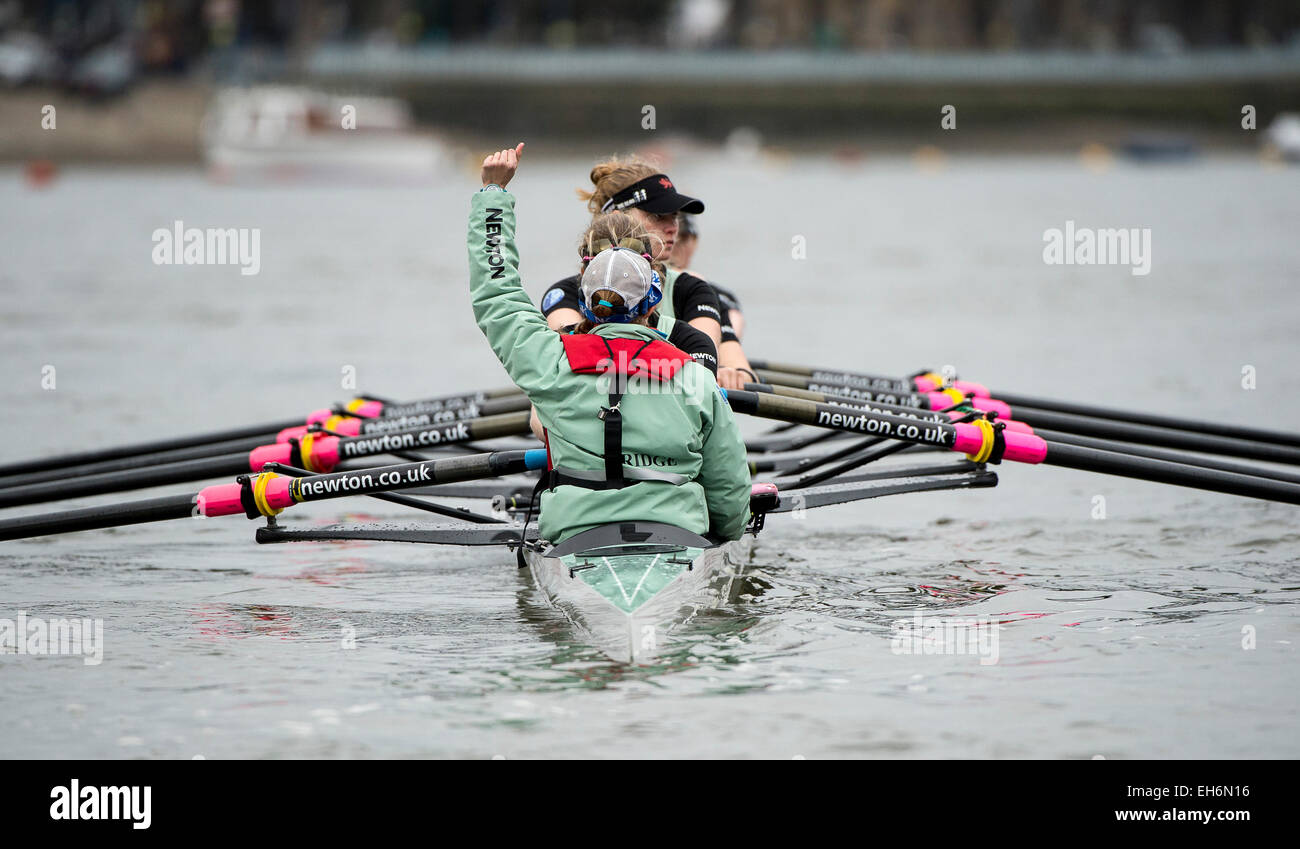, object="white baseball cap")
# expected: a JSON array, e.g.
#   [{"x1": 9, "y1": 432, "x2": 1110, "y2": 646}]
[{"x1": 578, "y1": 247, "x2": 663, "y2": 323}]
